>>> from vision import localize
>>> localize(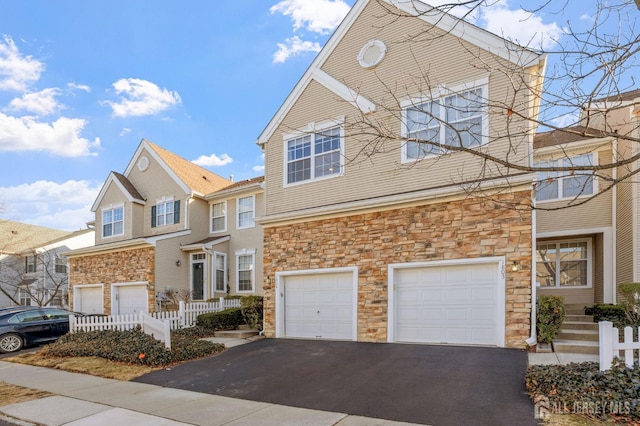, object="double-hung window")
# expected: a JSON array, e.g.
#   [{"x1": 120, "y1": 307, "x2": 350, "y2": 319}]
[
  {"x1": 403, "y1": 83, "x2": 486, "y2": 161},
  {"x1": 102, "y1": 206, "x2": 124, "y2": 238},
  {"x1": 286, "y1": 126, "x2": 342, "y2": 184},
  {"x1": 237, "y1": 196, "x2": 255, "y2": 229},
  {"x1": 24, "y1": 255, "x2": 36, "y2": 273},
  {"x1": 211, "y1": 201, "x2": 226, "y2": 232},
  {"x1": 535, "y1": 154, "x2": 595, "y2": 202},
  {"x1": 214, "y1": 253, "x2": 226, "y2": 292},
  {"x1": 55, "y1": 255, "x2": 66, "y2": 273},
  {"x1": 152, "y1": 198, "x2": 180, "y2": 227},
  {"x1": 236, "y1": 249, "x2": 255, "y2": 293},
  {"x1": 536, "y1": 240, "x2": 590, "y2": 287}
]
